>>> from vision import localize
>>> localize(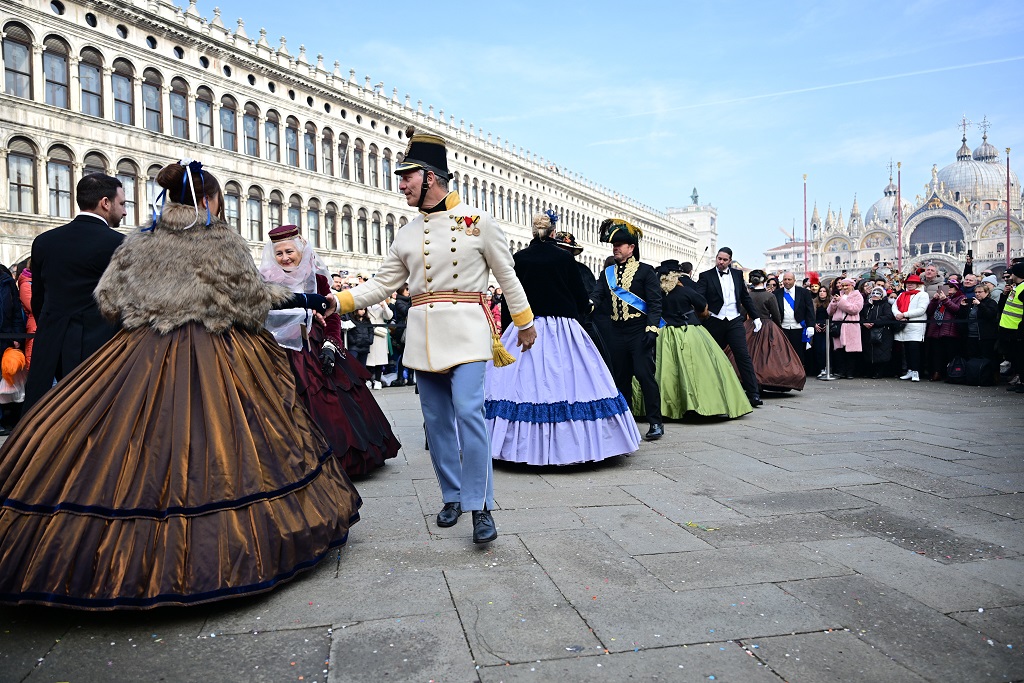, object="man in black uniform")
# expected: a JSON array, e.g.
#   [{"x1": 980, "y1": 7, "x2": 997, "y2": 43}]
[
  {"x1": 592, "y1": 219, "x2": 664, "y2": 440},
  {"x1": 695, "y1": 247, "x2": 764, "y2": 407}
]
